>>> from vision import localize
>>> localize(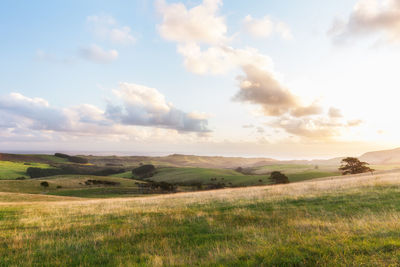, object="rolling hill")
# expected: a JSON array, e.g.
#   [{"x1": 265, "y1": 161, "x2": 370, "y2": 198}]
[{"x1": 360, "y1": 147, "x2": 400, "y2": 164}]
